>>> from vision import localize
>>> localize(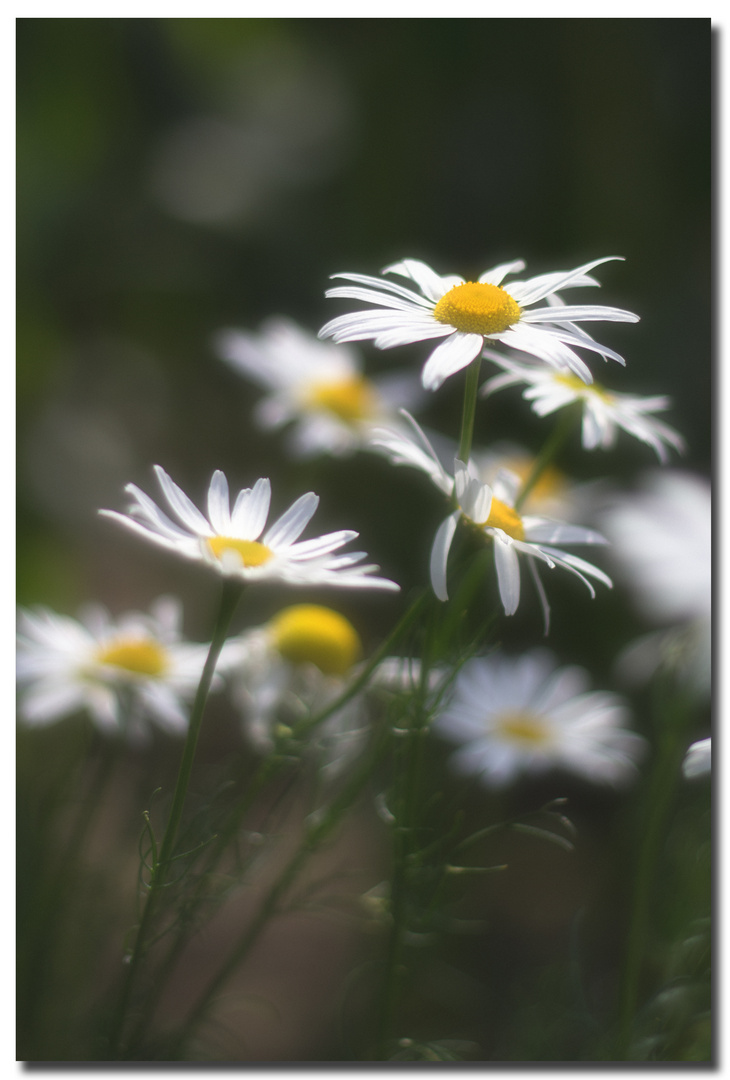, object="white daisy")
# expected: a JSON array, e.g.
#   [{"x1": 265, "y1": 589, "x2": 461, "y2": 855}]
[
  {"x1": 481, "y1": 351, "x2": 685, "y2": 463},
  {"x1": 370, "y1": 412, "x2": 611, "y2": 620},
  {"x1": 682, "y1": 737, "x2": 711, "y2": 780},
  {"x1": 319, "y1": 256, "x2": 638, "y2": 391},
  {"x1": 100, "y1": 466, "x2": 399, "y2": 592},
  {"x1": 433, "y1": 650, "x2": 646, "y2": 788},
  {"x1": 221, "y1": 603, "x2": 368, "y2": 777},
  {"x1": 16, "y1": 596, "x2": 209, "y2": 739},
  {"x1": 214, "y1": 316, "x2": 422, "y2": 458}
]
